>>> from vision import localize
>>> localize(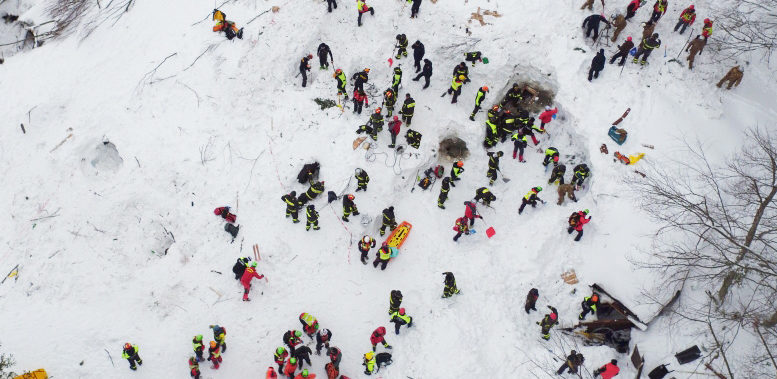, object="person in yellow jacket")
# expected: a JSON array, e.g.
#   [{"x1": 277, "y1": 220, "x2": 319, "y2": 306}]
[
  {"x1": 363, "y1": 351, "x2": 377, "y2": 375},
  {"x1": 442, "y1": 75, "x2": 465, "y2": 103},
  {"x1": 356, "y1": 0, "x2": 375, "y2": 27},
  {"x1": 390, "y1": 308, "x2": 413, "y2": 334},
  {"x1": 518, "y1": 187, "x2": 544, "y2": 215},
  {"x1": 212, "y1": 9, "x2": 243, "y2": 40},
  {"x1": 373, "y1": 244, "x2": 392, "y2": 270},
  {"x1": 122, "y1": 343, "x2": 143, "y2": 370}
]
